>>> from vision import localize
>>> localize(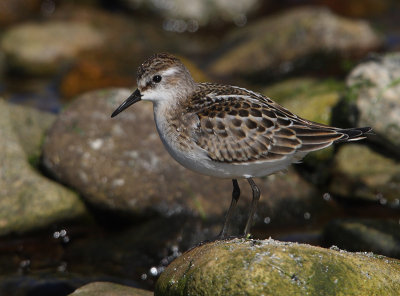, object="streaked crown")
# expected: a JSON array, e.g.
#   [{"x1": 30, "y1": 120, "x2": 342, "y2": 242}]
[{"x1": 136, "y1": 53, "x2": 195, "y2": 104}]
